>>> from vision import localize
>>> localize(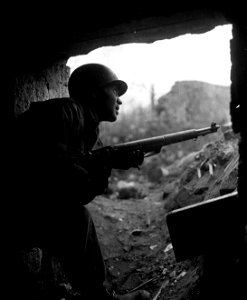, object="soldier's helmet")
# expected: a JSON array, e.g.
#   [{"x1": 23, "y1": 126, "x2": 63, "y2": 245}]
[{"x1": 68, "y1": 63, "x2": 128, "y2": 100}]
